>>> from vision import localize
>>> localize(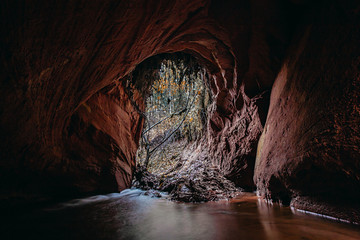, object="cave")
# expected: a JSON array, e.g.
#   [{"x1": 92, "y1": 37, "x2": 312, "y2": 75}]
[{"x1": 1, "y1": 0, "x2": 360, "y2": 239}]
